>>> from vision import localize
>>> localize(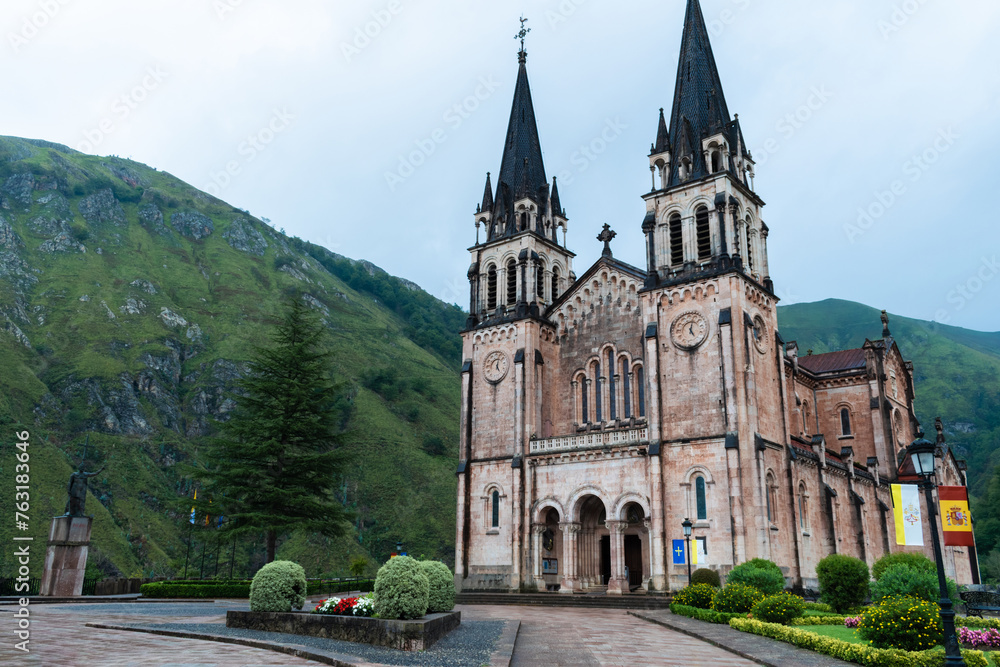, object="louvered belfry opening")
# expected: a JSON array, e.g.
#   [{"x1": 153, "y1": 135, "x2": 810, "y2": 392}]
[
  {"x1": 669, "y1": 213, "x2": 684, "y2": 266},
  {"x1": 695, "y1": 206, "x2": 711, "y2": 260},
  {"x1": 506, "y1": 259, "x2": 517, "y2": 307}
]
